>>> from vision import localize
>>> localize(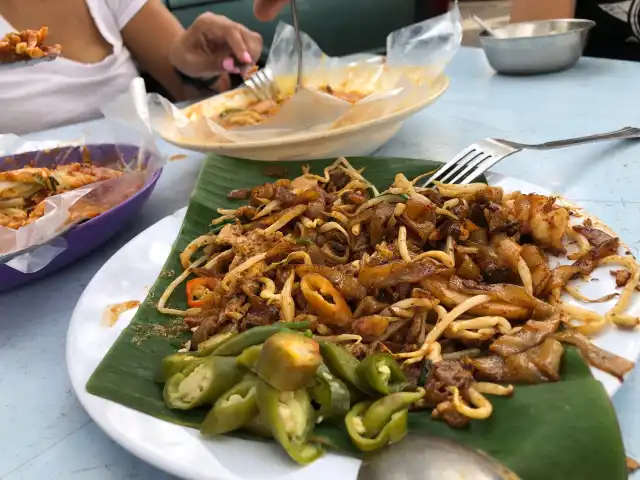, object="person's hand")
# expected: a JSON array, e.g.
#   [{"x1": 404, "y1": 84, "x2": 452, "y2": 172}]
[
  {"x1": 253, "y1": 0, "x2": 290, "y2": 21},
  {"x1": 169, "y1": 13, "x2": 263, "y2": 78}
]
